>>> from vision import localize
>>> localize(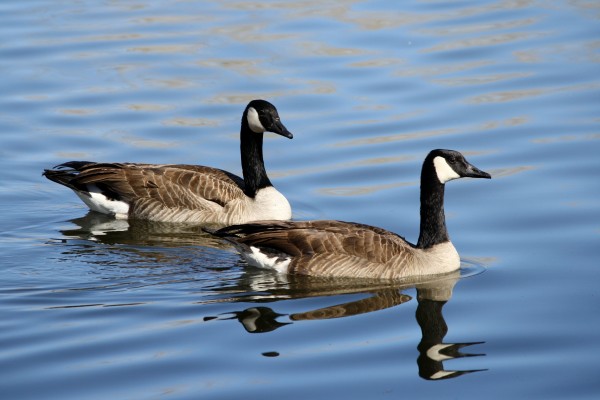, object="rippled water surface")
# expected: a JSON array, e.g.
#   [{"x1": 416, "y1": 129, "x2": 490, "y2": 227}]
[{"x1": 1, "y1": 1, "x2": 599, "y2": 399}]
